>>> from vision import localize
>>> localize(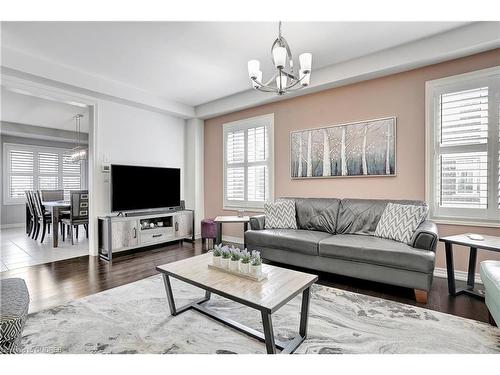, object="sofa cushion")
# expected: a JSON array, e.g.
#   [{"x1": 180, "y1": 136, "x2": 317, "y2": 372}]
[
  {"x1": 264, "y1": 200, "x2": 297, "y2": 229},
  {"x1": 336, "y1": 198, "x2": 427, "y2": 235},
  {"x1": 245, "y1": 229, "x2": 332, "y2": 256},
  {"x1": 318, "y1": 234, "x2": 435, "y2": 273},
  {"x1": 287, "y1": 197, "x2": 340, "y2": 234}
]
